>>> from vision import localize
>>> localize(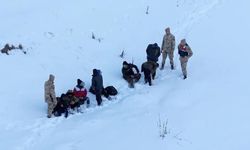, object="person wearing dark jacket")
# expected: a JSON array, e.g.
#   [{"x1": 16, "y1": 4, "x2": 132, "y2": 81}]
[
  {"x1": 146, "y1": 43, "x2": 161, "y2": 63},
  {"x1": 141, "y1": 61, "x2": 159, "y2": 86},
  {"x1": 90, "y1": 69, "x2": 104, "y2": 106},
  {"x1": 122, "y1": 61, "x2": 141, "y2": 88},
  {"x1": 53, "y1": 94, "x2": 69, "y2": 118}
]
